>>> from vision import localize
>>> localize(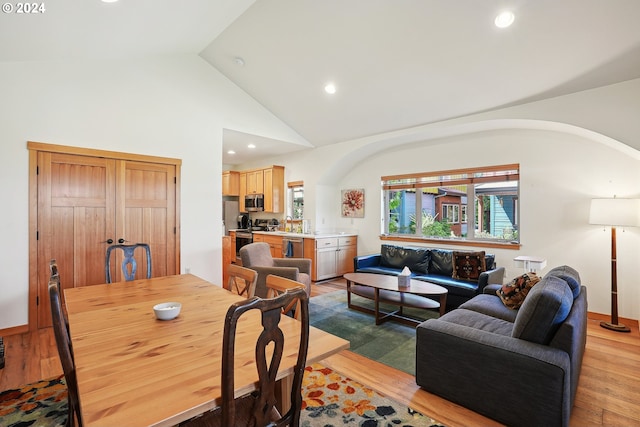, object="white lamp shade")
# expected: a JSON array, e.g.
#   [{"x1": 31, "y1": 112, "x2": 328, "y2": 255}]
[{"x1": 589, "y1": 198, "x2": 640, "y2": 227}]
